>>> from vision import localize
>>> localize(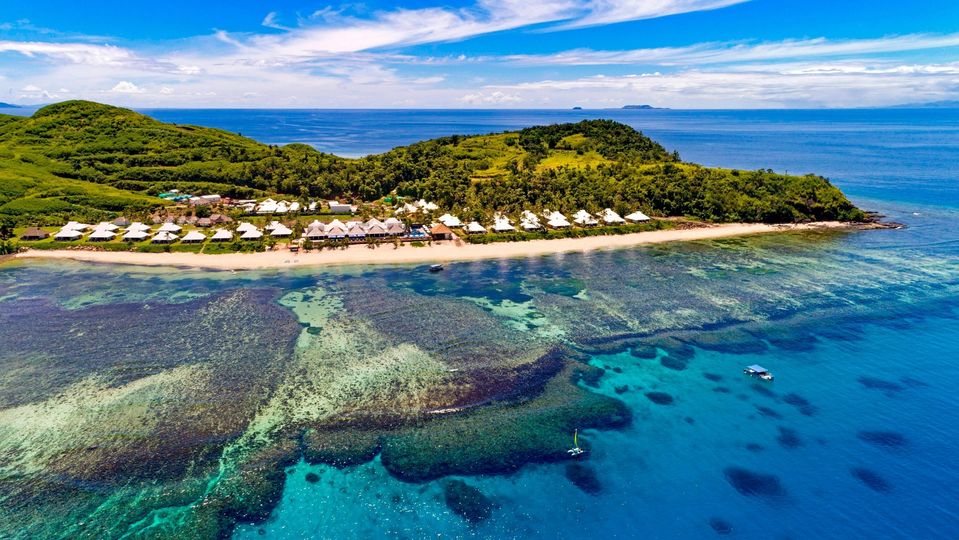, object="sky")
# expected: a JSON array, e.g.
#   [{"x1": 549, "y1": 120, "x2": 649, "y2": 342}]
[{"x1": 1, "y1": 0, "x2": 959, "y2": 108}]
